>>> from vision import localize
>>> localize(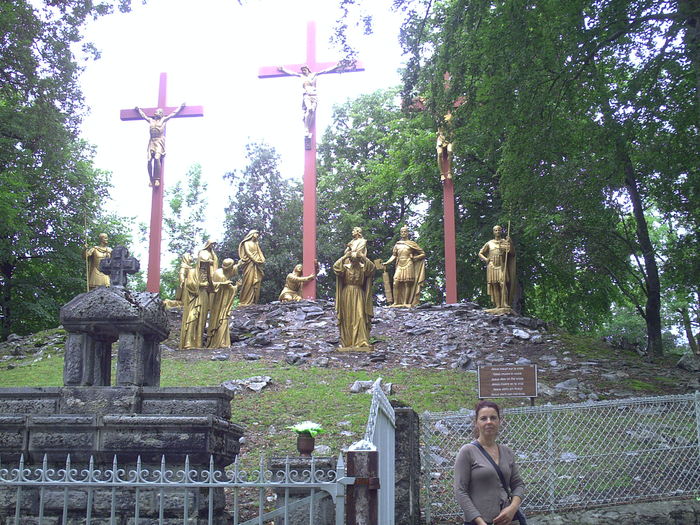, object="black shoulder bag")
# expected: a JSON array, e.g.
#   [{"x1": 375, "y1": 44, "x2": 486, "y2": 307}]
[{"x1": 471, "y1": 441, "x2": 527, "y2": 525}]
